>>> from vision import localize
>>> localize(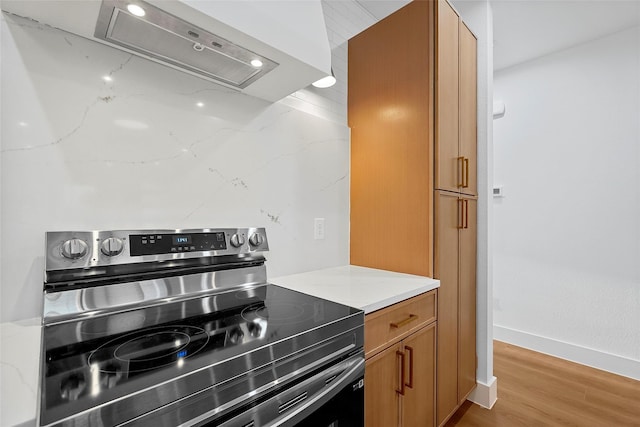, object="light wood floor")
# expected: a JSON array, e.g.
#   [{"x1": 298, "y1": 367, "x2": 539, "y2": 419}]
[{"x1": 445, "y1": 340, "x2": 640, "y2": 427}]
